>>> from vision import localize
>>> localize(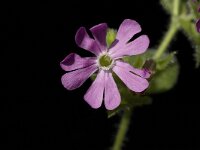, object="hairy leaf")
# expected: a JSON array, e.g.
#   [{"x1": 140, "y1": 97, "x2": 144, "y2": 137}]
[
  {"x1": 146, "y1": 60, "x2": 179, "y2": 94},
  {"x1": 160, "y1": 0, "x2": 173, "y2": 14},
  {"x1": 180, "y1": 17, "x2": 200, "y2": 67}
]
